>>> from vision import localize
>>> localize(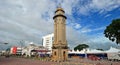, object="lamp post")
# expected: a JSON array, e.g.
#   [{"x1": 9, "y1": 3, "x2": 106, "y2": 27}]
[
  {"x1": 0, "y1": 42, "x2": 8, "y2": 54},
  {"x1": 0, "y1": 42, "x2": 8, "y2": 45},
  {"x1": 0, "y1": 42, "x2": 9, "y2": 57},
  {"x1": 85, "y1": 48, "x2": 87, "y2": 59},
  {"x1": 0, "y1": 42, "x2": 8, "y2": 49},
  {"x1": 20, "y1": 40, "x2": 24, "y2": 56},
  {"x1": 4, "y1": 43, "x2": 8, "y2": 45},
  {"x1": 118, "y1": 30, "x2": 120, "y2": 44}
]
